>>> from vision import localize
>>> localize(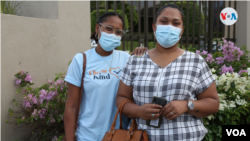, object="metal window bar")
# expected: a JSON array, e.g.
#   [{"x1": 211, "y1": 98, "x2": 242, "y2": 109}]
[
  {"x1": 192, "y1": 2, "x2": 195, "y2": 48},
  {"x1": 208, "y1": 1, "x2": 214, "y2": 53},
  {"x1": 204, "y1": 1, "x2": 207, "y2": 51},
  {"x1": 96, "y1": 1, "x2": 99, "y2": 21},
  {"x1": 186, "y1": 1, "x2": 189, "y2": 50},
  {"x1": 233, "y1": 1, "x2": 236, "y2": 42},
  {"x1": 228, "y1": 1, "x2": 231, "y2": 41},
  {"x1": 198, "y1": 1, "x2": 201, "y2": 50},
  {"x1": 92, "y1": 1, "x2": 236, "y2": 52},
  {"x1": 114, "y1": 1, "x2": 117, "y2": 13},
  {"x1": 130, "y1": 1, "x2": 133, "y2": 52},
  {"x1": 145, "y1": 1, "x2": 148, "y2": 48},
  {"x1": 122, "y1": 1, "x2": 125, "y2": 51},
  {"x1": 105, "y1": 1, "x2": 108, "y2": 13},
  {"x1": 180, "y1": 0, "x2": 185, "y2": 48},
  {"x1": 138, "y1": 1, "x2": 141, "y2": 47}
]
